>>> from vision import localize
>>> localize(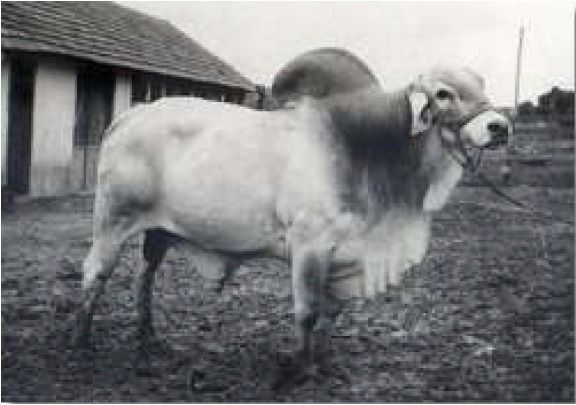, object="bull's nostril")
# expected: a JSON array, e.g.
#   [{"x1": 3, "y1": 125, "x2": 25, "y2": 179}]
[
  {"x1": 487, "y1": 122, "x2": 508, "y2": 134},
  {"x1": 485, "y1": 121, "x2": 509, "y2": 149}
]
